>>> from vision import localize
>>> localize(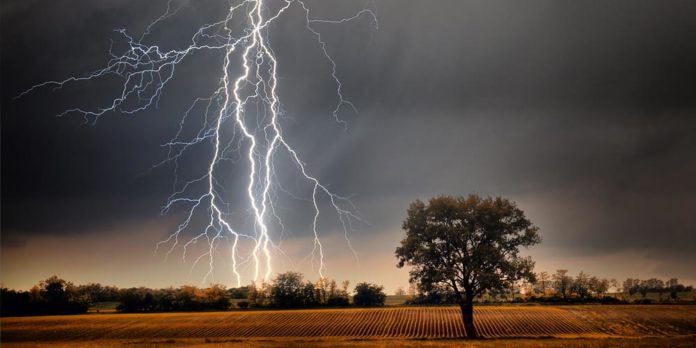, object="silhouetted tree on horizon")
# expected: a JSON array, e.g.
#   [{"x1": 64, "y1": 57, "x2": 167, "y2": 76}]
[
  {"x1": 396, "y1": 194, "x2": 540, "y2": 338},
  {"x1": 553, "y1": 269, "x2": 573, "y2": 301}
]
